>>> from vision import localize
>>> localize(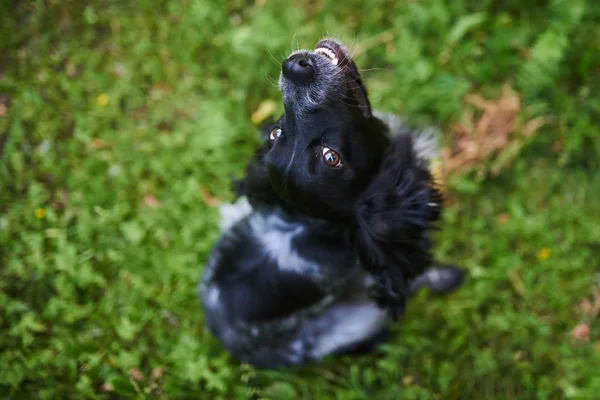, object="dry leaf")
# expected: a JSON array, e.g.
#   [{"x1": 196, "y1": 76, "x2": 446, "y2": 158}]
[
  {"x1": 201, "y1": 187, "x2": 220, "y2": 207},
  {"x1": 580, "y1": 300, "x2": 595, "y2": 316},
  {"x1": 66, "y1": 62, "x2": 77, "y2": 77},
  {"x1": 440, "y1": 84, "x2": 545, "y2": 183},
  {"x1": 522, "y1": 117, "x2": 546, "y2": 136},
  {"x1": 0, "y1": 94, "x2": 10, "y2": 116},
  {"x1": 353, "y1": 29, "x2": 396, "y2": 57},
  {"x1": 251, "y1": 99, "x2": 277, "y2": 125},
  {"x1": 143, "y1": 194, "x2": 160, "y2": 209},
  {"x1": 402, "y1": 376, "x2": 415, "y2": 386},
  {"x1": 130, "y1": 368, "x2": 144, "y2": 382},
  {"x1": 571, "y1": 323, "x2": 590, "y2": 342},
  {"x1": 497, "y1": 212, "x2": 509, "y2": 224},
  {"x1": 579, "y1": 291, "x2": 600, "y2": 317},
  {"x1": 150, "y1": 83, "x2": 173, "y2": 100},
  {"x1": 552, "y1": 140, "x2": 564, "y2": 153},
  {"x1": 100, "y1": 383, "x2": 114, "y2": 392},
  {"x1": 151, "y1": 367, "x2": 164, "y2": 380},
  {"x1": 91, "y1": 138, "x2": 109, "y2": 149}
]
